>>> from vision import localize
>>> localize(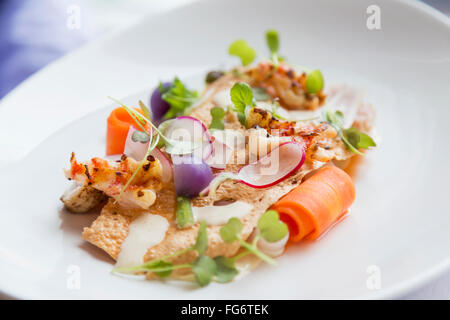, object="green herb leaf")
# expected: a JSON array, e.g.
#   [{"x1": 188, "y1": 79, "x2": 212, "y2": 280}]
[
  {"x1": 161, "y1": 77, "x2": 198, "y2": 119},
  {"x1": 131, "y1": 130, "x2": 150, "y2": 143},
  {"x1": 342, "y1": 127, "x2": 376, "y2": 150},
  {"x1": 220, "y1": 217, "x2": 243, "y2": 243},
  {"x1": 192, "y1": 255, "x2": 217, "y2": 287},
  {"x1": 230, "y1": 82, "x2": 254, "y2": 113},
  {"x1": 214, "y1": 256, "x2": 238, "y2": 283},
  {"x1": 266, "y1": 29, "x2": 279, "y2": 54},
  {"x1": 257, "y1": 210, "x2": 288, "y2": 243},
  {"x1": 228, "y1": 40, "x2": 256, "y2": 66},
  {"x1": 305, "y1": 70, "x2": 324, "y2": 94},
  {"x1": 252, "y1": 87, "x2": 270, "y2": 101},
  {"x1": 266, "y1": 29, "x2": 280, "y2": 65},
  {"x1": 324, "y1": 110, "x2": 375, "y2": 155},
  {"x1": 192, "y1": 221, "x2": 208, "y2": 255},
  {"x1": 209, "y1": 107, "x2": 226, "y2": 130},
  {"x1": 230, "y1": 82, "x2": 255, "y2": 127},
  {"x1": 325, "y1": 110, "x2": 344, "y2": 129},
  {"x1": 176, "y1": 196, "x2": 194, "y2": 229}
]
